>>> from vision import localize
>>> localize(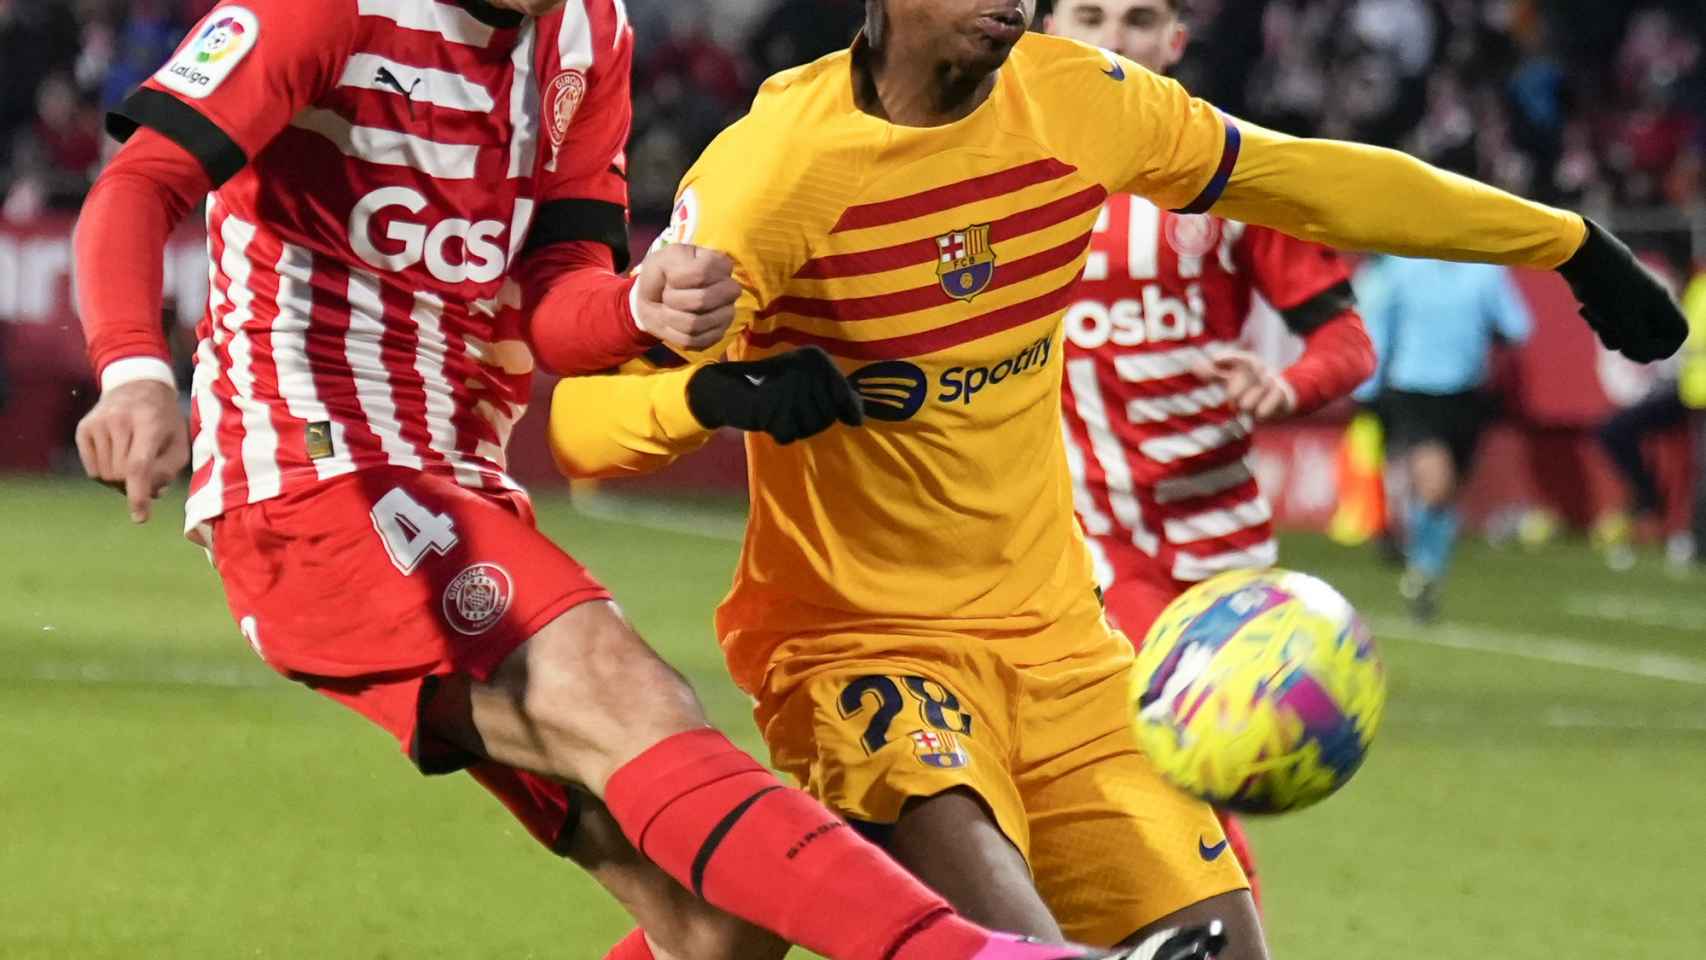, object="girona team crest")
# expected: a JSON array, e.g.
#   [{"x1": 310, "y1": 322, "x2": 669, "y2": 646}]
[
  {"x1": 443, "y1": 563, "x2": 514, "y2": 636},
  {"x1": 936, "y1": 224, "x2": 997, "y2": 301},
  {"x1": 545, "y1": 70, "x2": 588, "y2": 172}
]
